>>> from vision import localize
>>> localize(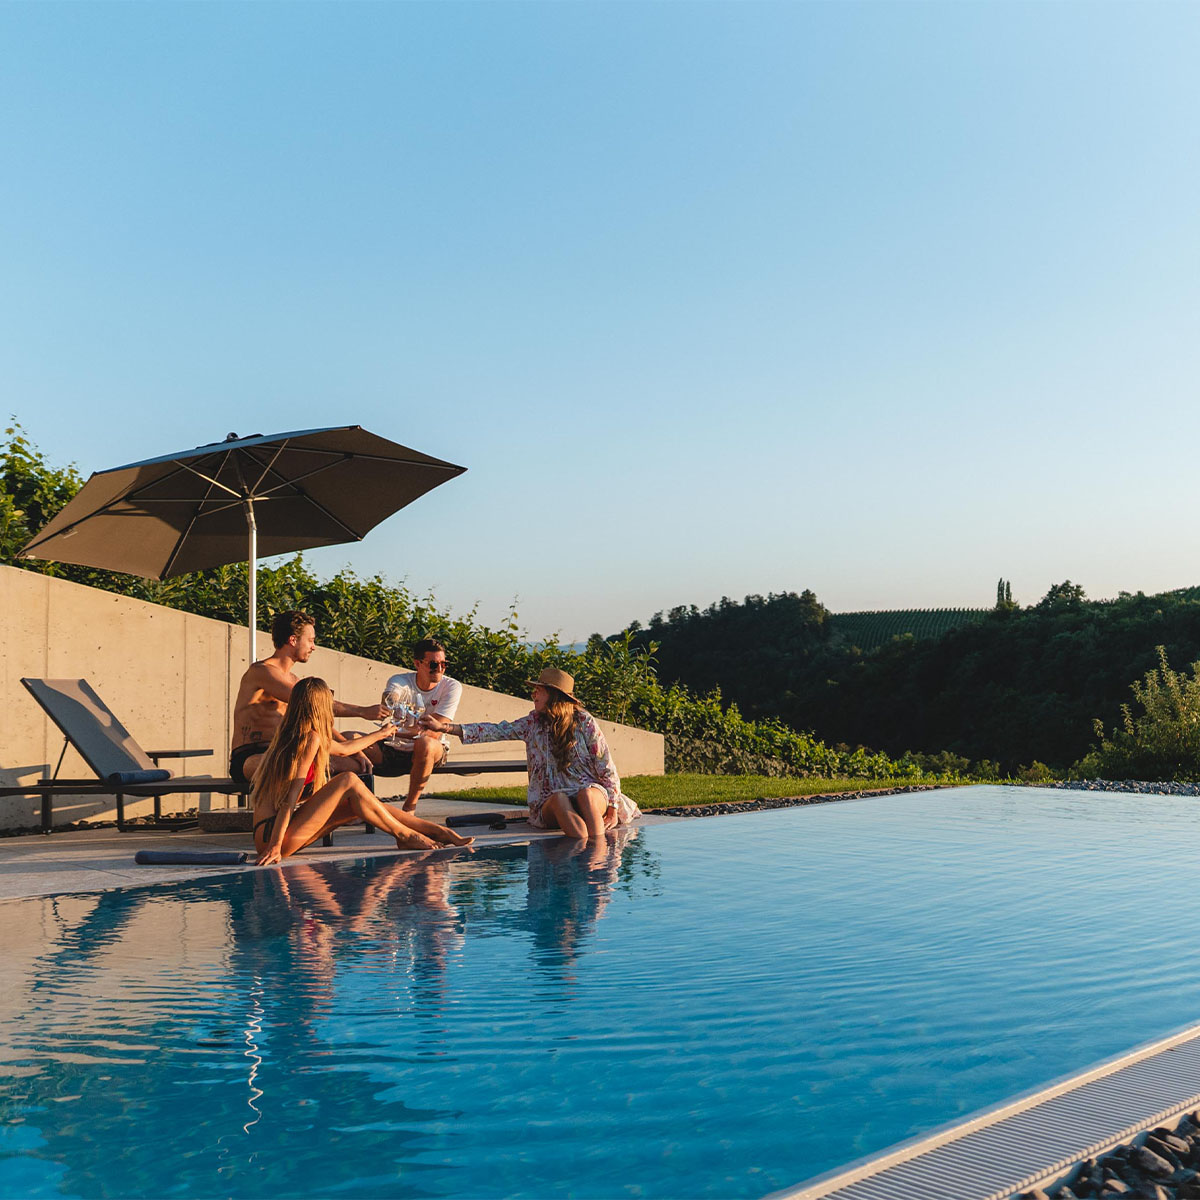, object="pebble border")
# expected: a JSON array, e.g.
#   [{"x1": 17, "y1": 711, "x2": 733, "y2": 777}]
[
  {"x1": 653, "y1": 783, "x2": 945, "y2": 819},
  {"x1": 1047, "y1": 780, "x2": 1200, "y2": 797},
  {"x1": 1021, "y1": 1111, "x2": 1200, "y2": 1199}
]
